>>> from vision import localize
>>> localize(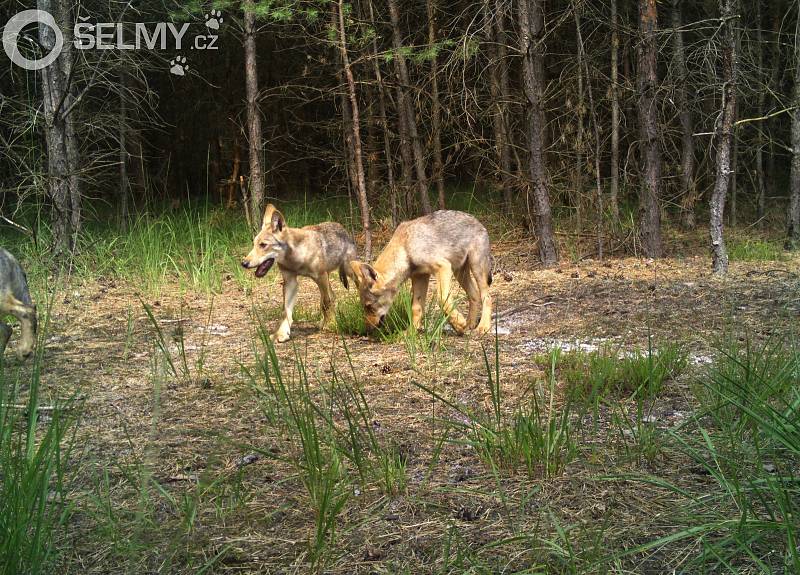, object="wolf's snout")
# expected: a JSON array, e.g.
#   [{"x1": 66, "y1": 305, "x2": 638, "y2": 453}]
[{"x1": 241, "y1": 259, "x2": 250, "y2": 269}]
